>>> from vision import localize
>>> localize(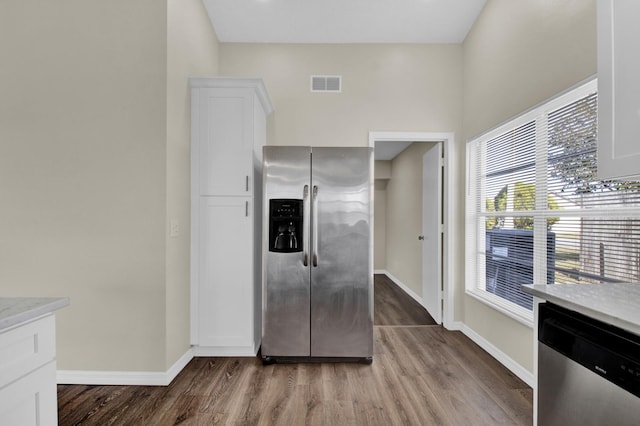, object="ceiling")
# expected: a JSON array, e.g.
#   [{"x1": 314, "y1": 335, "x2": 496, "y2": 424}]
[
  {"x1": 203, "y1": 0, "x2": 487, "y2": 44},
  {"x1": 375, "y1": 142, "x2": 413, "y2": 160},
  {"x1": 202, "y1": 0, "x2": 485, "y2": 159}
]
